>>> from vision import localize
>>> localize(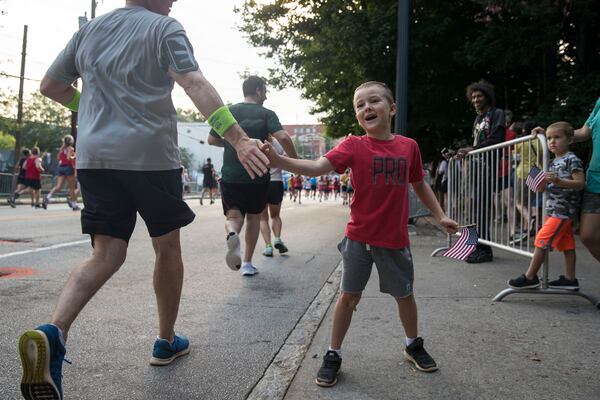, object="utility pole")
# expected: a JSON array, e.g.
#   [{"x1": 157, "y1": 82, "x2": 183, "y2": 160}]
[
  {"x1": 12, "y1": 25, "x2": 27, "y2": 189},
  {"x1": 394, "y1": 0, "x2": 410, "y2": 136}
]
